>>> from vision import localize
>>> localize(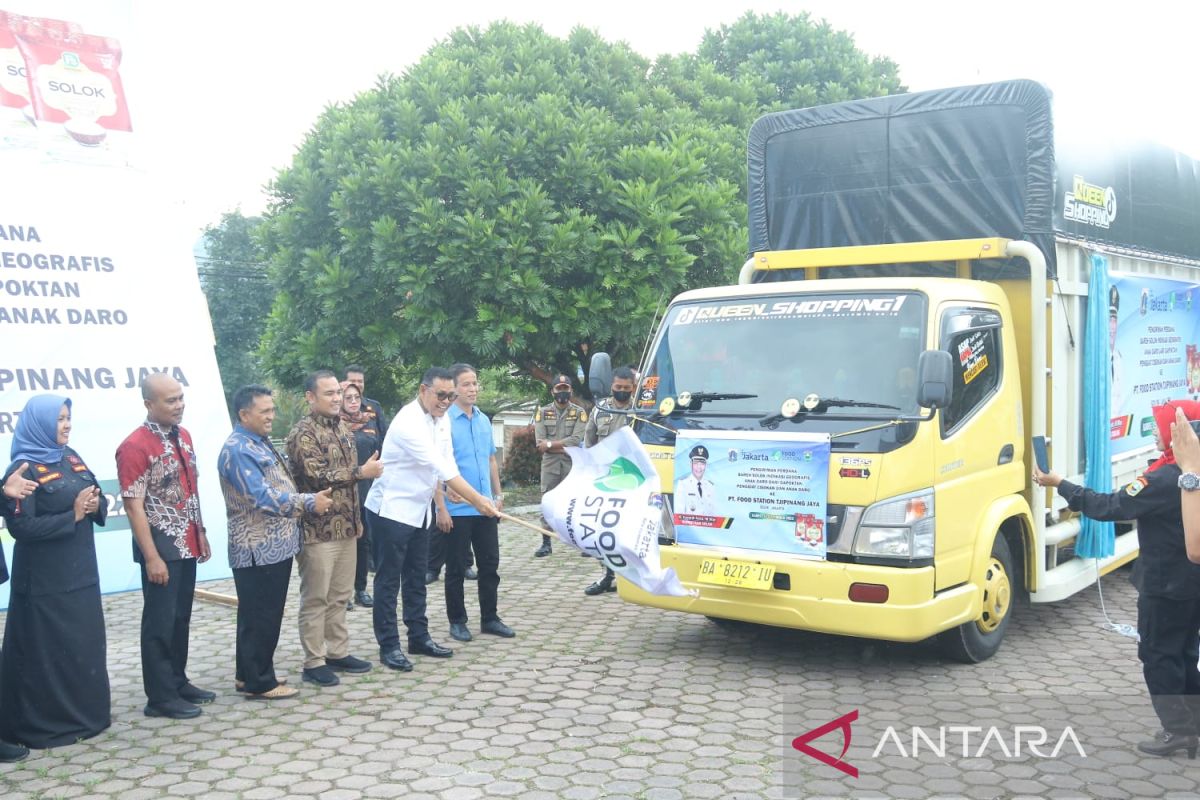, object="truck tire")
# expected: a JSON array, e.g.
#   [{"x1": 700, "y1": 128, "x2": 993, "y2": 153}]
[{"x1": 938, "y1": 534, "x2": 1016, "y2": 663}]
